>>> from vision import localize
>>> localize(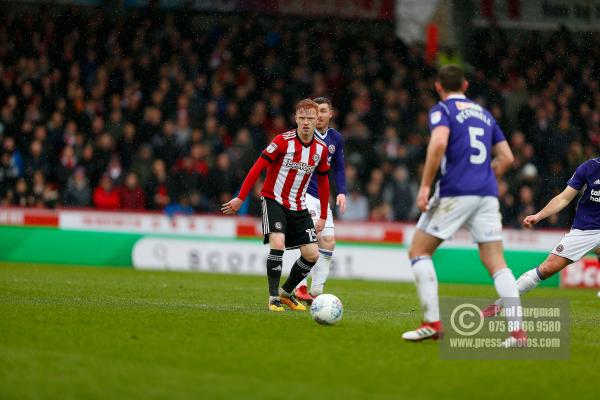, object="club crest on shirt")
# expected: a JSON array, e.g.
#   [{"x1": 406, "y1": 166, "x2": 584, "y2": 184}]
[
  {"x1": 313, "y1": 153, "x2": 320, "y2": 163},
  {"x1": 430, "y1": 111, "x2": 442, "y2": 124},
  {"x1": 266, "y1": 143, "x2": 278, "y2": 153},
  {"x1": 328, "y1": 144, "x2": 336, "y2": 154}
]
